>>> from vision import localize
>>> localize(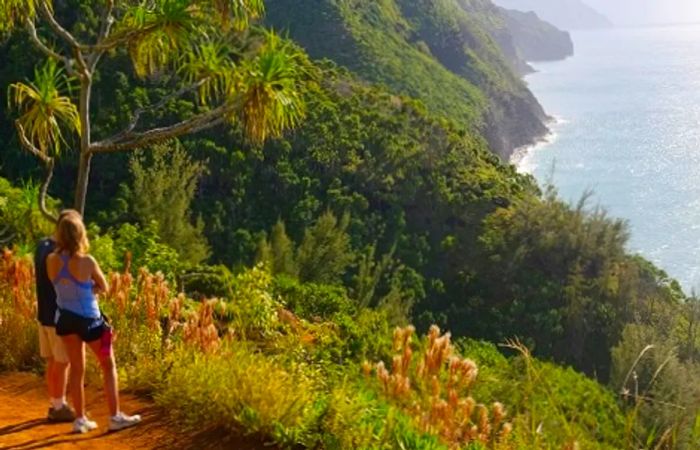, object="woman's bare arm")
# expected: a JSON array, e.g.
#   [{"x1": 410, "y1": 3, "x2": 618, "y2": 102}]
[{"x1": 90, "y1": 256, "x2": 109, "y2": 294}]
